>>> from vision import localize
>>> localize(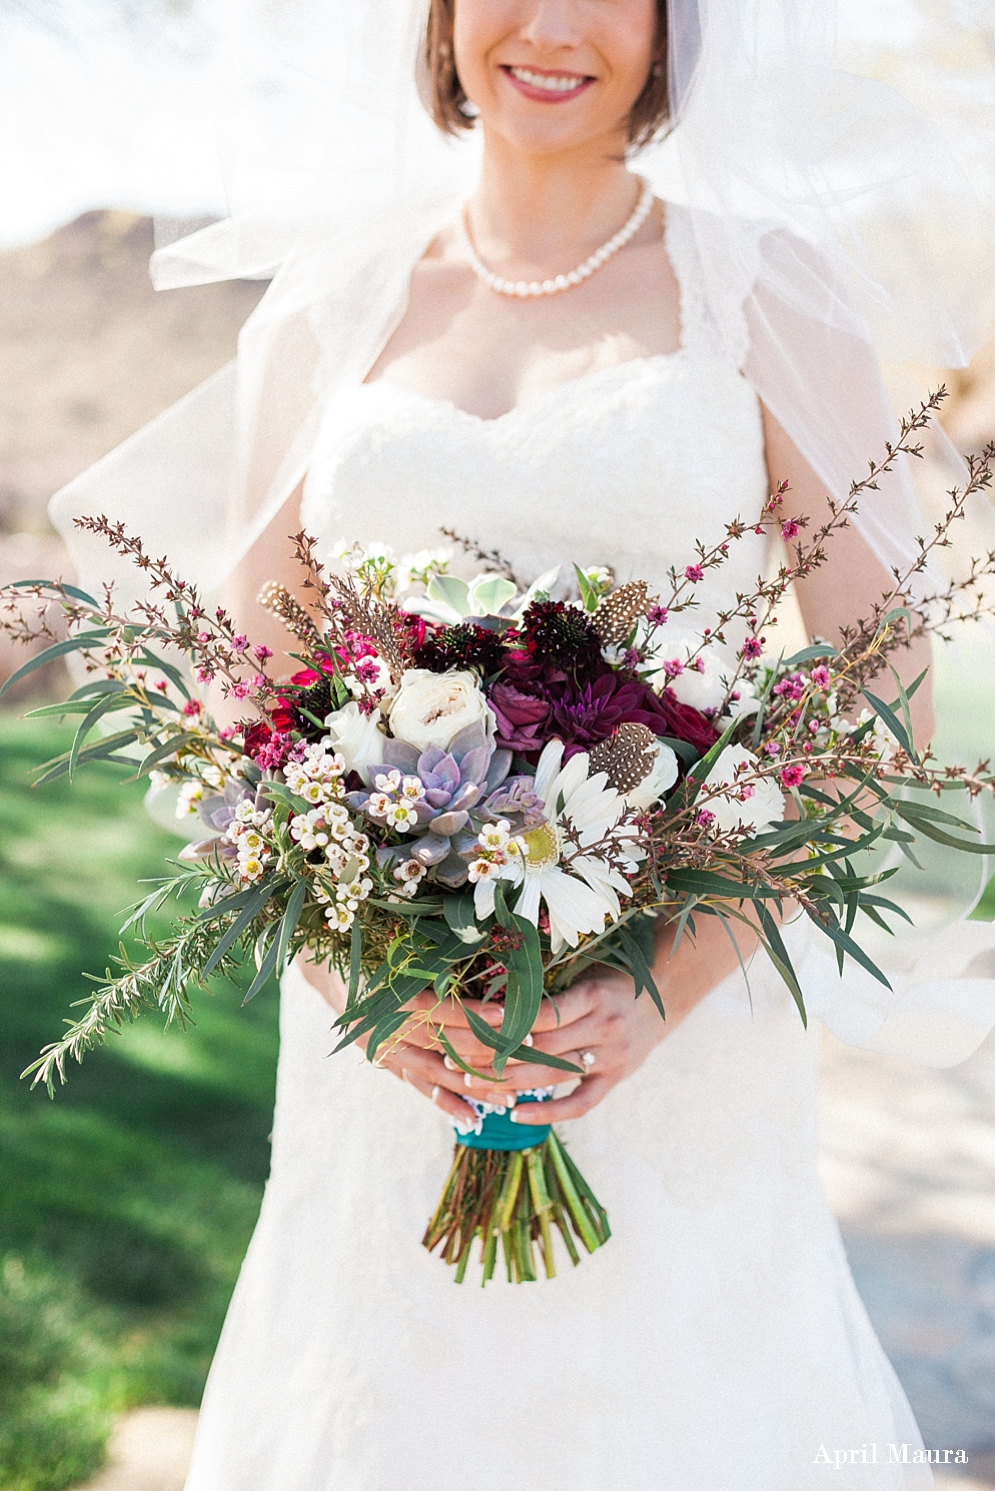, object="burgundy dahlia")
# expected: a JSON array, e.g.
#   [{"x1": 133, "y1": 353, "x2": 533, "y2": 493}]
[
  {"x1": 550, "y1": 675, "x2": 671, "y2": 758},
  {"x1": 547, "y1": 676, "x2": 718, "y2": 760},
  {"x1": 415, "y1": 623, "x2": 506, "y2": 677}
]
